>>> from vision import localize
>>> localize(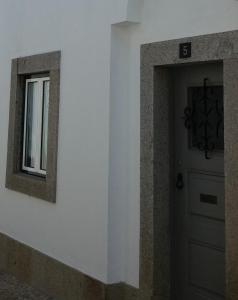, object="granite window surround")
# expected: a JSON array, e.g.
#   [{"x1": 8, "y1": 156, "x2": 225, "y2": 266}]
[{"x1": 6, "y1": 51, "x2": 61, "y2": 203}]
